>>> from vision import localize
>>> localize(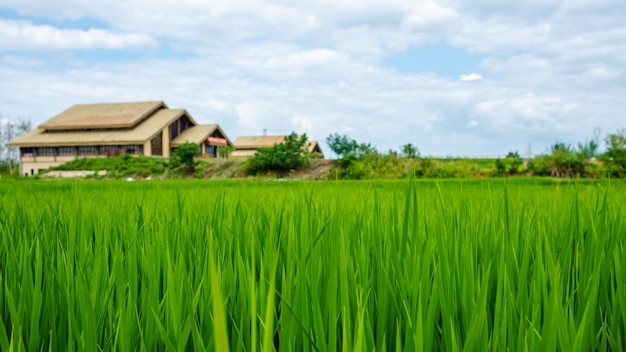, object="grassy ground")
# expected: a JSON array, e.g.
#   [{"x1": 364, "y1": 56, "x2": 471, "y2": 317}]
[
  {"x1": 42, "y1": 154, "x2": 506, "y2": 180},
  {"x1": 1, "y1": 178, "x2": 624, "y2": 350}
]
